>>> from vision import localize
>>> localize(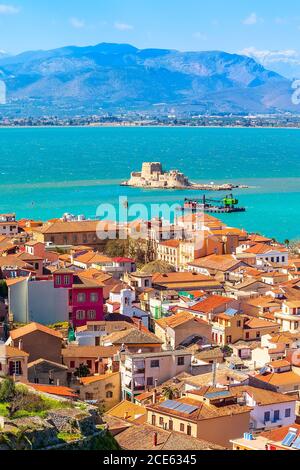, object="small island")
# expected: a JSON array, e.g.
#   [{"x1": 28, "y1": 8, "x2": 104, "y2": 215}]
[{"x1": 121, "y1": 162, "x2": 248, "y2": 191}]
